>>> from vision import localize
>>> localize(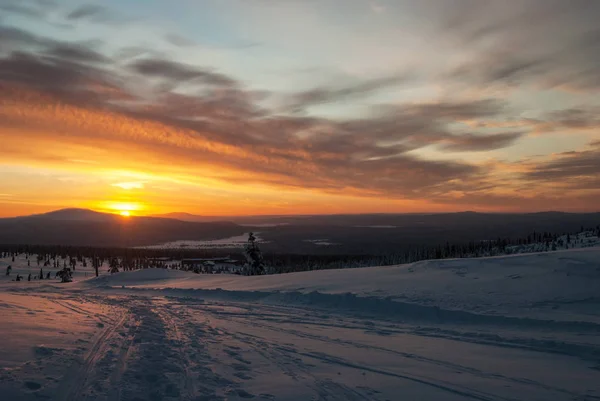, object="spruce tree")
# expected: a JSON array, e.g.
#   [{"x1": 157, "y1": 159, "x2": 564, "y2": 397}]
[
  {"x1": 109, "y1": 258, "x2": 120, "y2": 274},
  {"x1": 244, "y1": 232, "x2": 265, "y2": 276}
]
